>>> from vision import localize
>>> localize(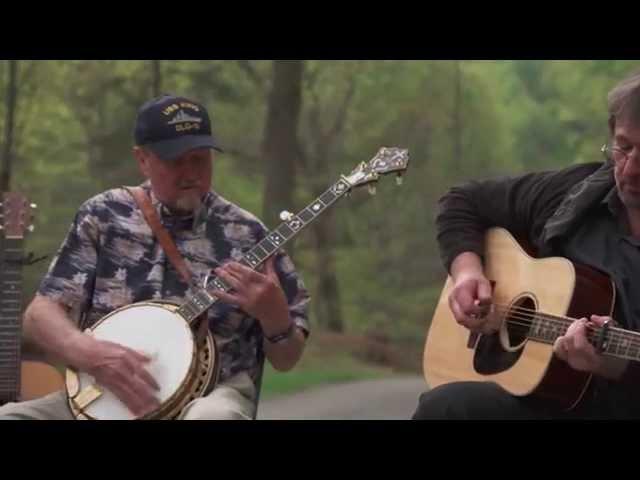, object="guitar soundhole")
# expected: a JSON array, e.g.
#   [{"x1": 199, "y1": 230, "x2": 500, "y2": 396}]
[
  {"x1": 505, "y1": 296, "x2": 536, "y2": 349},
  {"x1": 472, "y1": 295, "x2": 536, "y2": 375}
]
